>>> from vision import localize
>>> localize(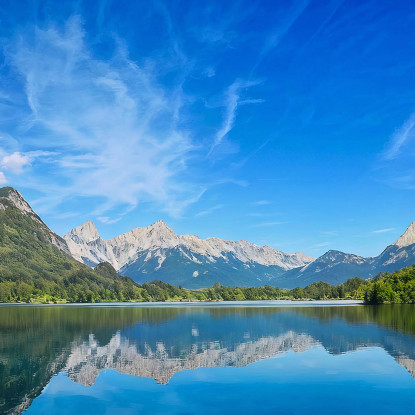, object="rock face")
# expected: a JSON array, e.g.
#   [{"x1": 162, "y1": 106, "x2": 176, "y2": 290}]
[
  {"x1": 394, "y1": 222, "x2": 415, "y2": 248},
  {"x1": 64, "y1": 218, "x2": 415, "y2": 288},
  {"x1": 64, "y1": 220, "x2": 314, "y2": 288},
  {"x1": 0, "y1": 187, "x2": 40, "y2": 217},
  {"x1": 0, "y1": 186, "x2": 70, "y2": 255}
]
